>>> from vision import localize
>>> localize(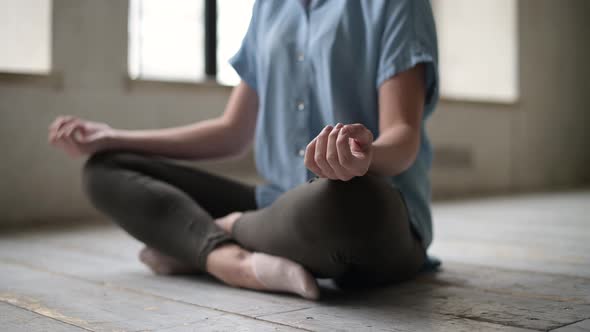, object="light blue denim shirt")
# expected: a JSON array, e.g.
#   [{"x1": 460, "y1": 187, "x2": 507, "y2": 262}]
[{"x1": 230, "y1": 0, "x2": 439, "y2": 249}]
